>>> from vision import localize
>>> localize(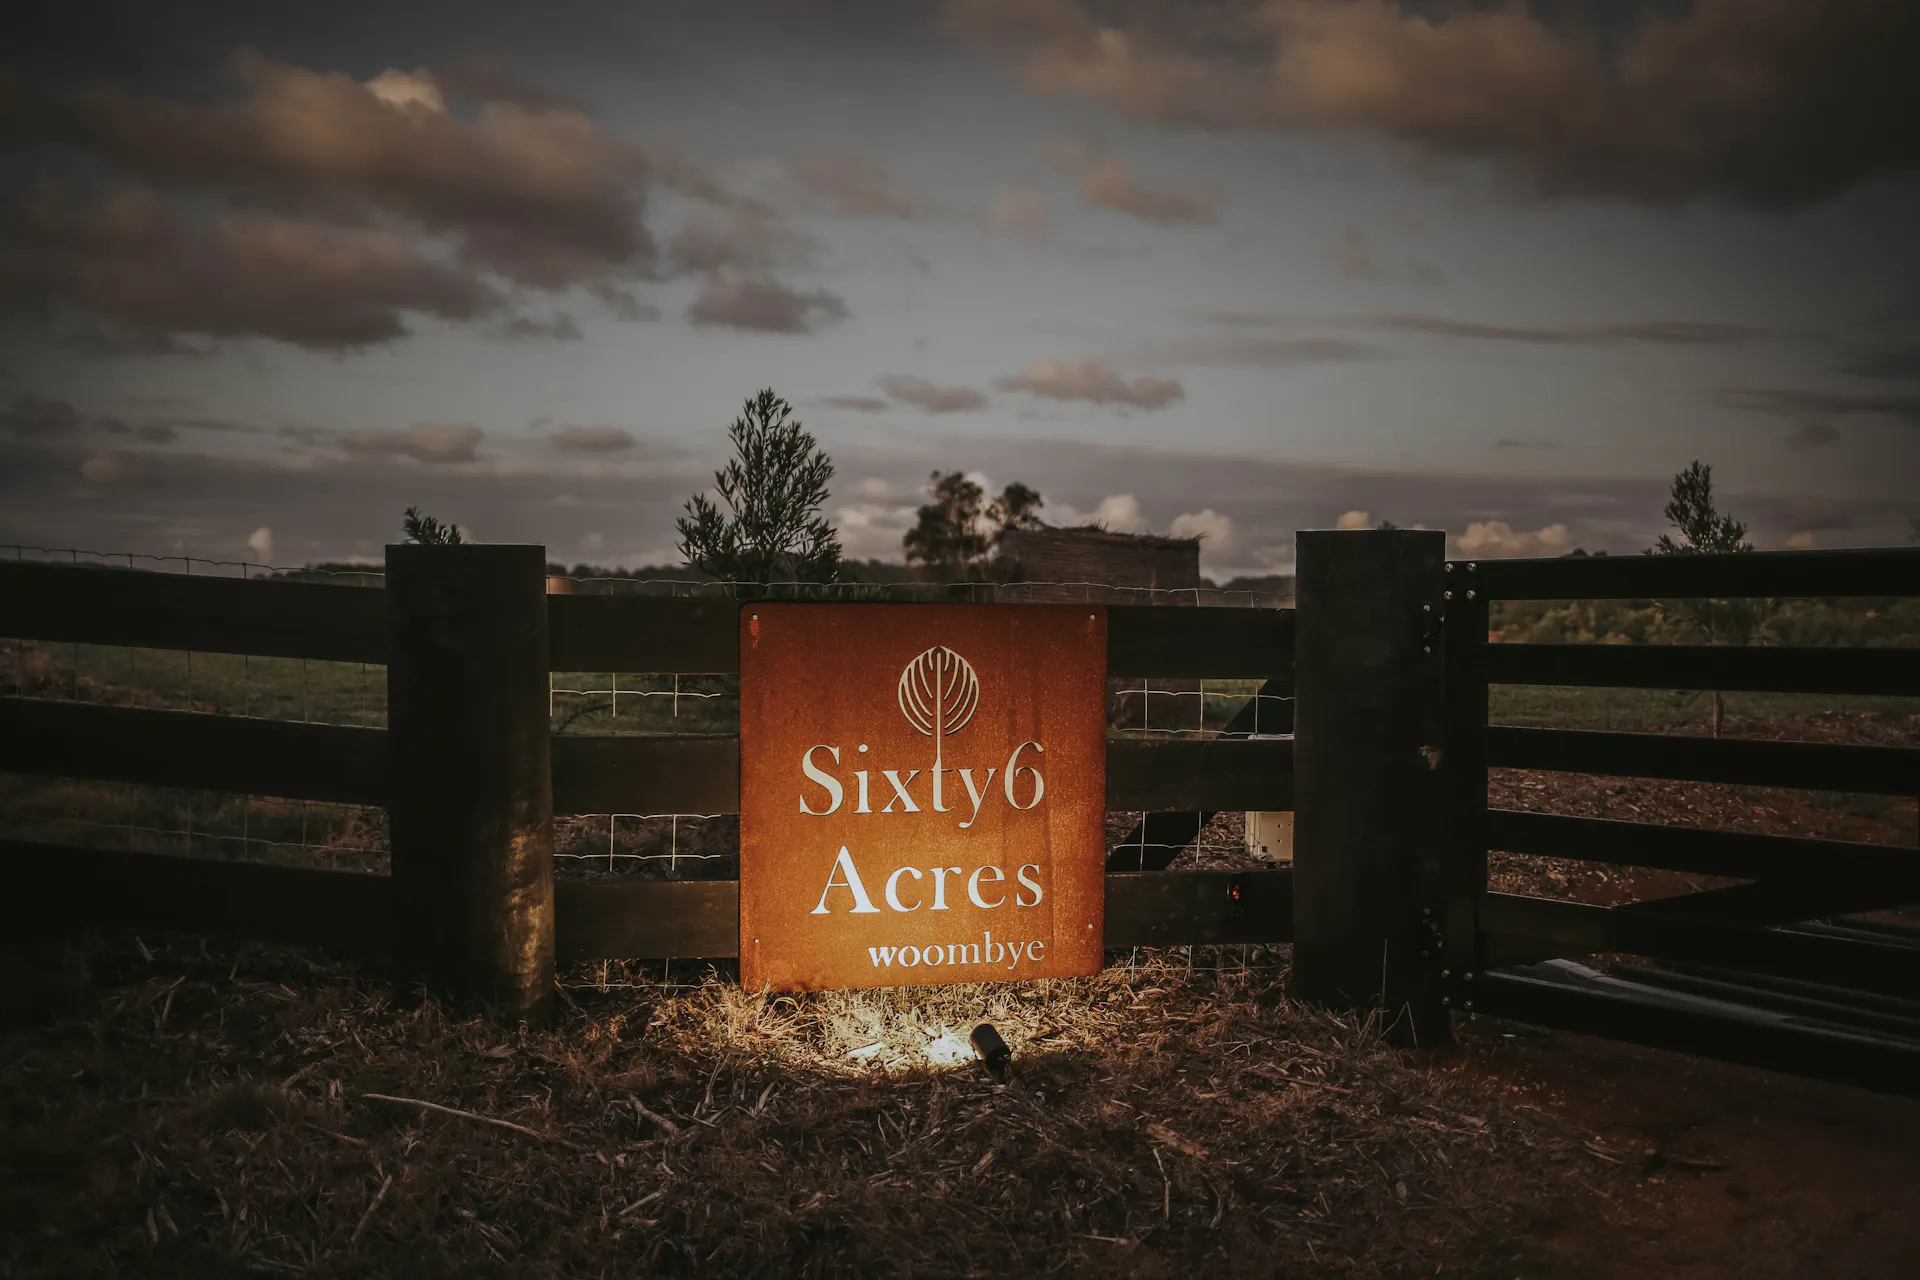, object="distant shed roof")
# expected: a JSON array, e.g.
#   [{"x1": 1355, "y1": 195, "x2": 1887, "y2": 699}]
[{"x1": 995, "y1": 525, "x2": 1202, "y2": 603}]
